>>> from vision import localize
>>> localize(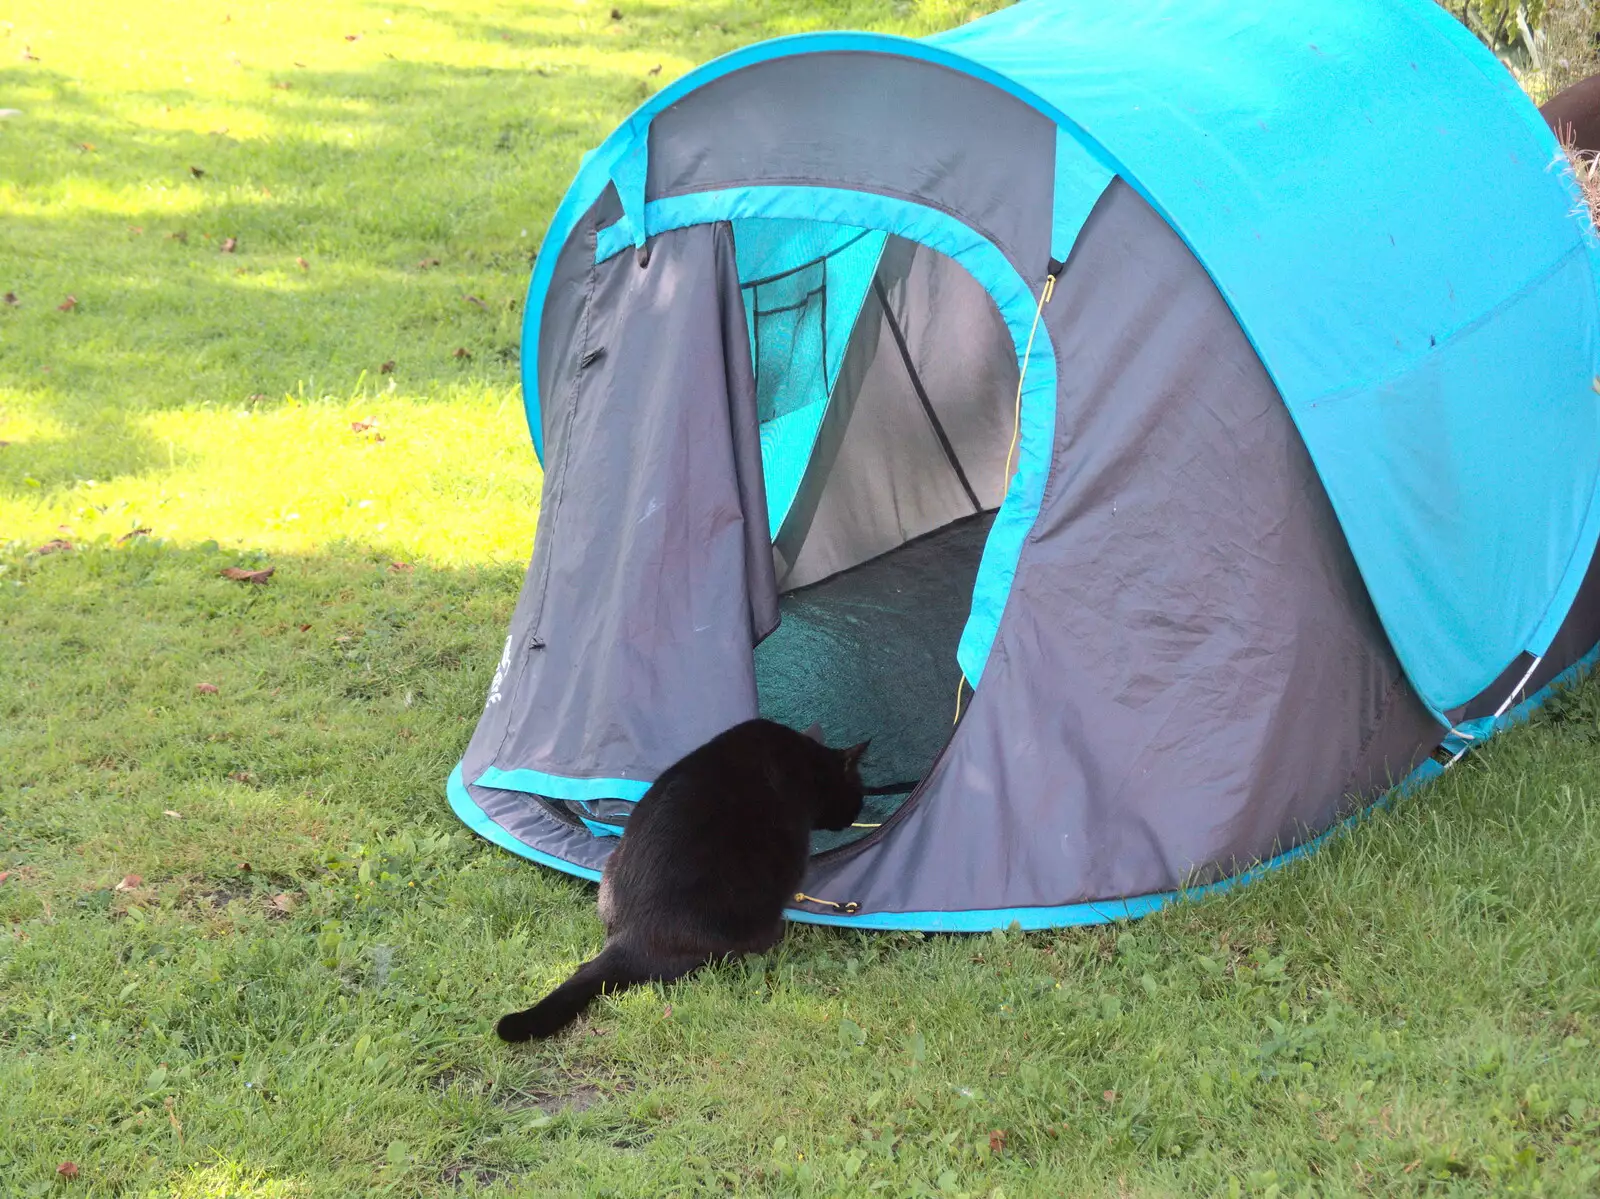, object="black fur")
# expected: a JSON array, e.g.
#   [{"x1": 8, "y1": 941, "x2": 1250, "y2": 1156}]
[{"x1": 496, "y1": 719, "x2": 867, "y2": 1042}]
